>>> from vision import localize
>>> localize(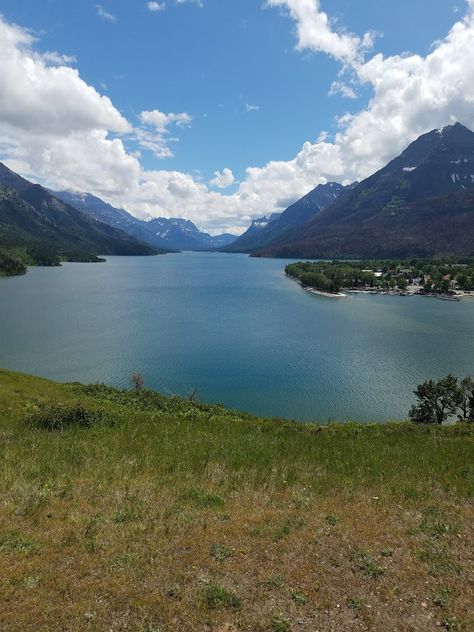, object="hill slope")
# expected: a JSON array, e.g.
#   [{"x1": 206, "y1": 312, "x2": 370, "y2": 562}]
[
  {"x1": 0, "y1": 368, "x2": 472, "y2": 631},
  {"x1": 0, "y1": 163, "x2": 161, "y2": 257},
  {"x1": 259, "y1": 123, "x2": 474, "y2": 258},
  {"x1": 225, "y1": 182, "x2": 345, "y2": 253}
]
